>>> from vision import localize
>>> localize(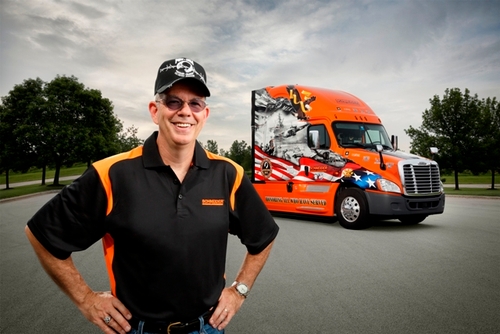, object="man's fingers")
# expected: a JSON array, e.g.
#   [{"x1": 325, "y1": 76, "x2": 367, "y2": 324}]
[
  {"x1": 210, "y1": 307, "x2": 233, "y2": 331},
  {"x1": 210, "y1": 287, "x2": 244, "y2": 331},
  {"x1": 112, "y1": 297, "x2": 132, "y2": 321},
  {"x1": 103, "y1": 310, "x2": 131, "y2": 334},
  {"x1": 102, "y1": 315, "x2": 130, "y2": 334}
]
